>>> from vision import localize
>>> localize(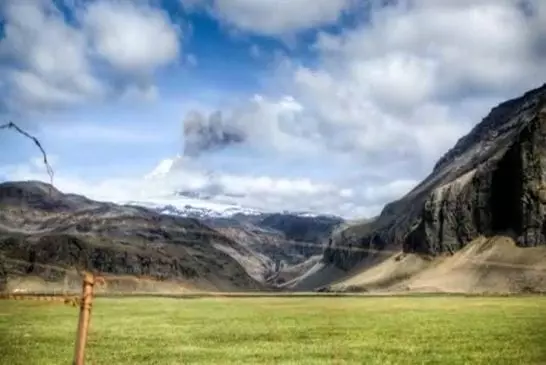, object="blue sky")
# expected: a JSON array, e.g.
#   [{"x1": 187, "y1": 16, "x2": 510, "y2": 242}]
[{"x1": 1, "y1": 0, "x2": 546, "y2": 218}]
